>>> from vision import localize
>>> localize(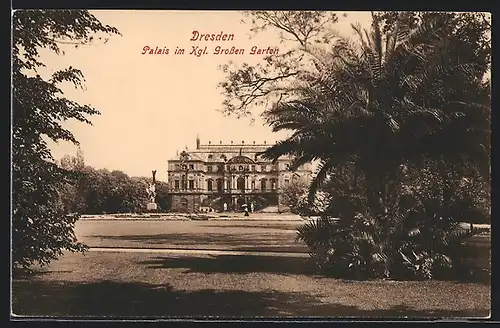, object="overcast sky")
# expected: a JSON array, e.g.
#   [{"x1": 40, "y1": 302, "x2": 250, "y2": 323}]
[{"x1": 42, "y1": 10, "x2": 373, "y2": 181}]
